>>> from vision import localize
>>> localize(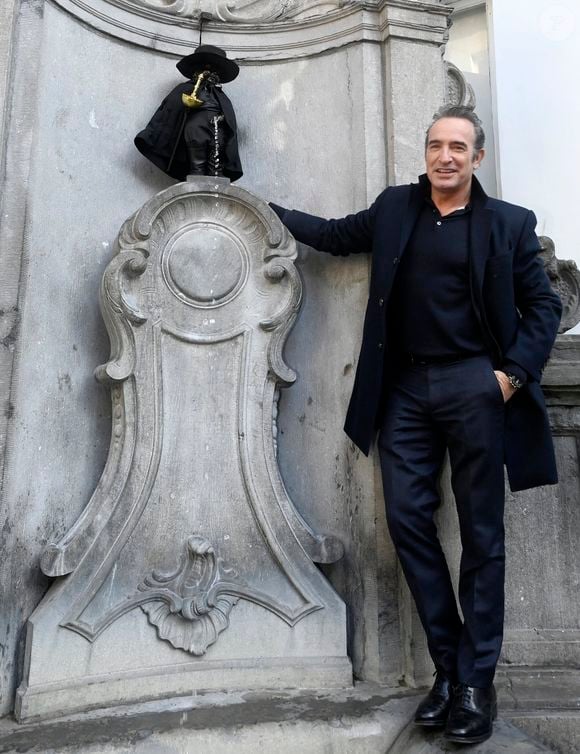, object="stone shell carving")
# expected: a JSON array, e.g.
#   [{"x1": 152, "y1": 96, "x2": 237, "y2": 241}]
[
  {"x1": 540, "y1": 236, "x2": 580, "y2": 333},
  {"x1": 139, "y1": 535, "x2": 240, "y2": 655},
  {"x1": 445, "y1": 61, "x2": 476, "y2": 109}
]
